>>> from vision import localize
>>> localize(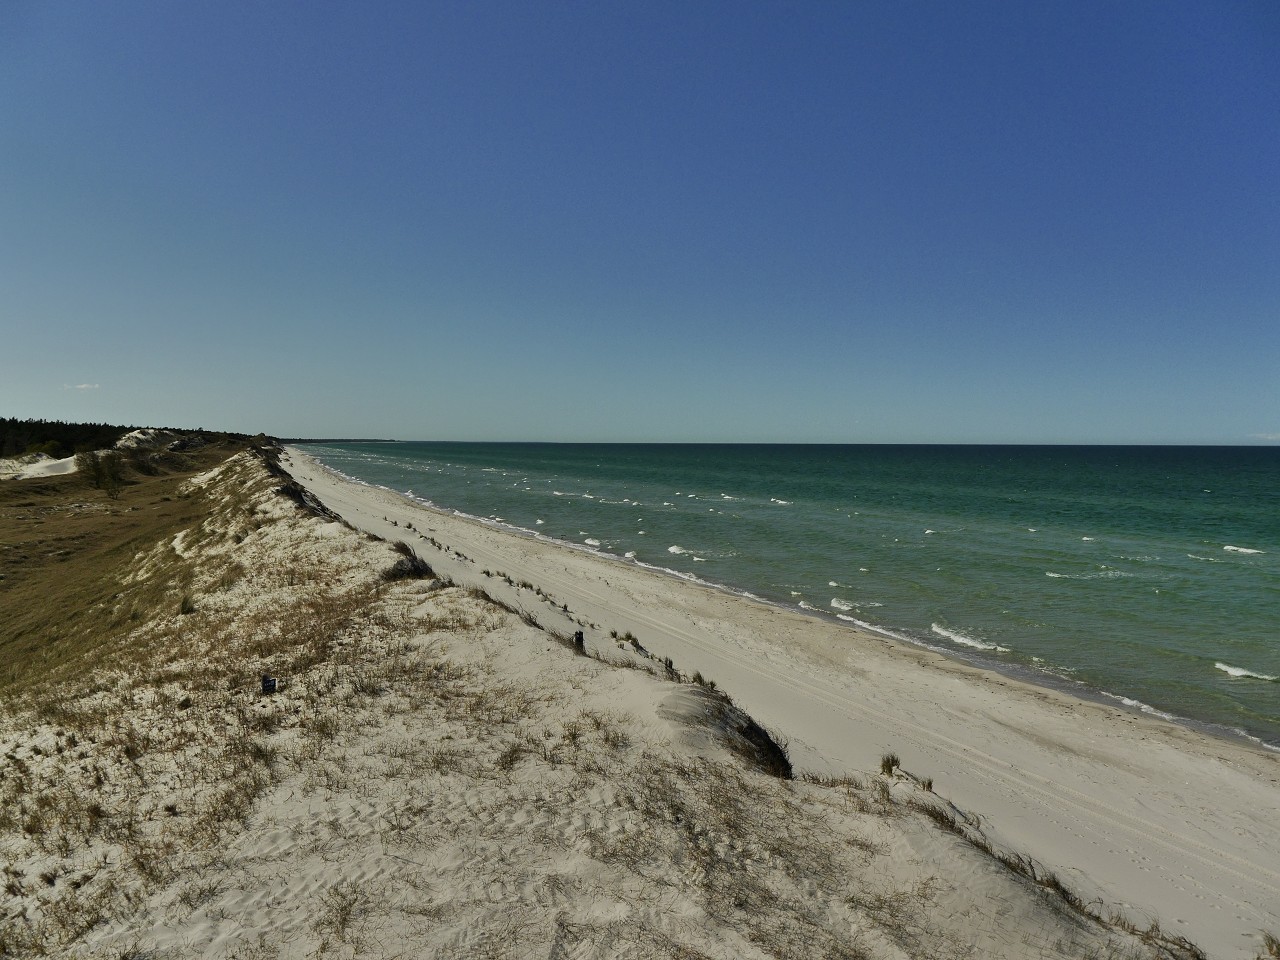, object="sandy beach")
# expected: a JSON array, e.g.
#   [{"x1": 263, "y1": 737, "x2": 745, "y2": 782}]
[
  {"x1": 3, "y1": 440, "x2": 1276, "y2": 959},
  {"x1": 281, "y1": 446, "x2": 1280, "y2": 959}
]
